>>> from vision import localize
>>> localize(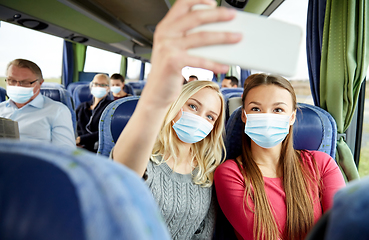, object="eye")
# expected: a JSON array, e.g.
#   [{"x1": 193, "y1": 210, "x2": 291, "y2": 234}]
[
  {"x1": 207, "y1": 115, "x2": 214, "y2": 121},
  {"x1": 274, "y1": 108, "x2": 284, "y2": 113},
  {"x1": 250, "y1": 107, "x2": 260, "y2": 112},
  {"x1": 189, "y1": 104, "x2": 197, "y2": 110}
]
